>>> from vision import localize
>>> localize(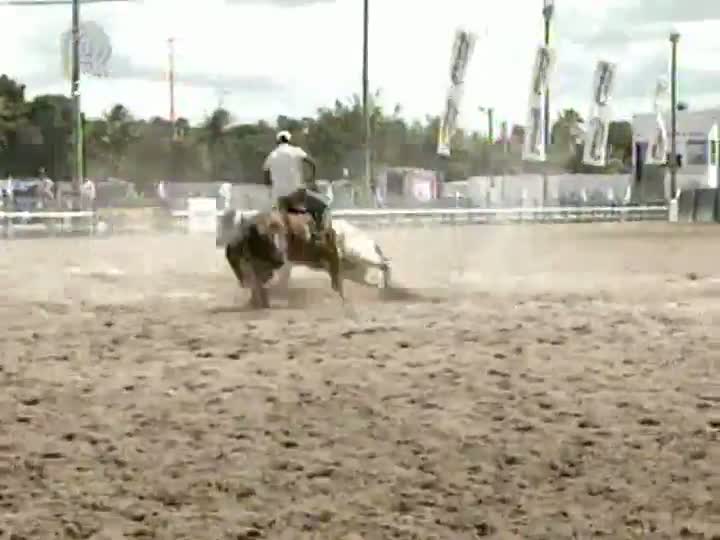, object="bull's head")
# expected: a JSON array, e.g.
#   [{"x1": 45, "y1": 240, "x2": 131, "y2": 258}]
[
  {"x1": 254, "y1": 211, "x2": 285, "y2": 237},
  {"x1": 216, "y1": 209, "x2": 243, "y2": 247}
]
